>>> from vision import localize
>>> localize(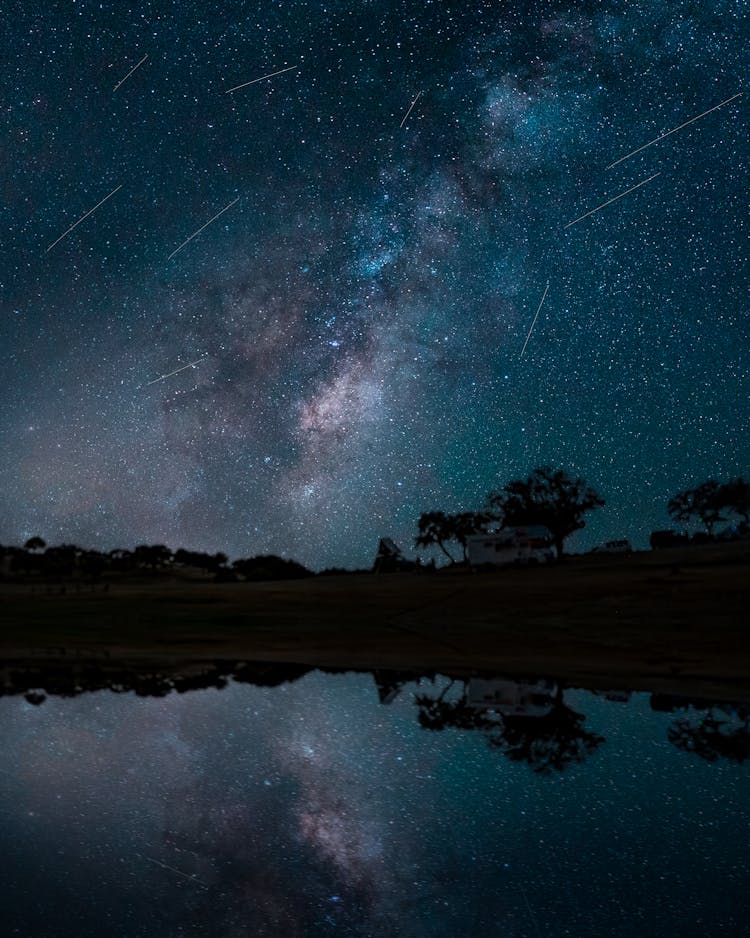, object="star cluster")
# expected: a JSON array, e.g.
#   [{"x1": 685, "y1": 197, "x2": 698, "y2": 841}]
[{"x1": 1, "y1": 1, "x2": 748, "y2": 567}]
